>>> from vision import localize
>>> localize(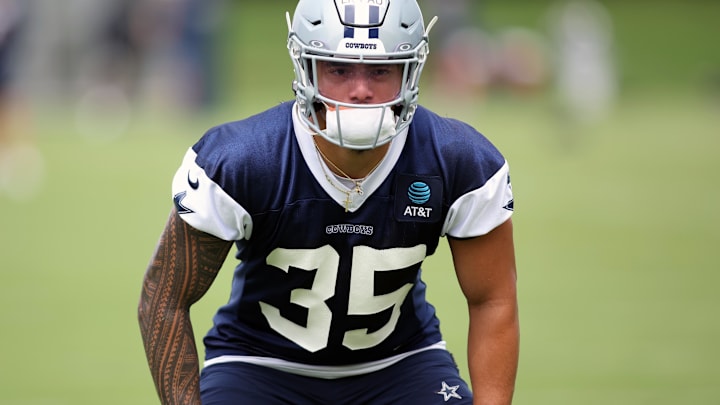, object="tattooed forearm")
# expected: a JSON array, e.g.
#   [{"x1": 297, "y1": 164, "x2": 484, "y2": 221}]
[{"x1": 138, "y1": 209, "x2": 233, "y2": 405}]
